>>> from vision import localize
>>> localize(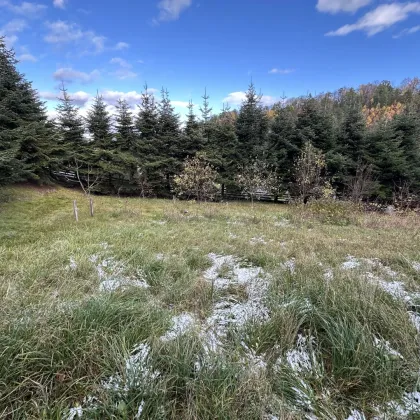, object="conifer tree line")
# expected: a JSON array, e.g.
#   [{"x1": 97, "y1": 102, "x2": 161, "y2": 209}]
[{"x1": 2, "y1": 38, "x2": 420, "y2": 203}]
